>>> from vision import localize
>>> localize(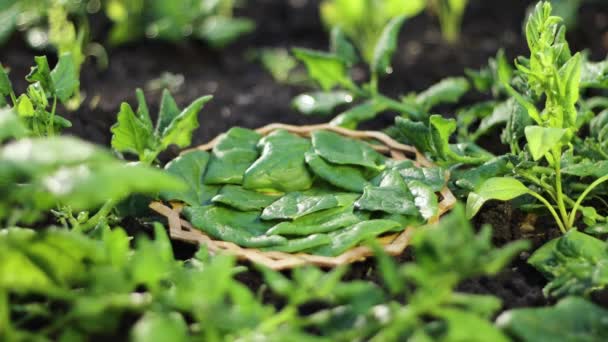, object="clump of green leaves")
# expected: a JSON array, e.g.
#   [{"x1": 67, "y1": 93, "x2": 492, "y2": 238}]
[
  {"x1": 497, "y1": 296, "x2": 608, "y2": 341},
  {"x1": 0, "y1": 108, "x2": 185, "y2": 230},
  {"x1": 0, "y1": 206, "x2": 528, "y2": 341},
  {"x1": 105, "y1": 0, "x2": 254, "y2": 47},
  {"x1": 319, "y1": 0, "x2": 425, "y2": 63},
  {"x1": 290, "y1": 18, "x2": 470, "y2": 129},
  {"x1": 465, "y1": 2, "x2": 608, "y2": 233},
  {"x1": 1, "y1": 53, "x2": 79, "y2": 136},
  {"x1": 428, "y1": 0, "x2": 469, "y2": 43},
  {"x1": 111, "y1": 89, "x2": 212, "y2": 165}
]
